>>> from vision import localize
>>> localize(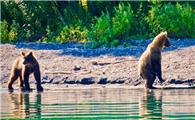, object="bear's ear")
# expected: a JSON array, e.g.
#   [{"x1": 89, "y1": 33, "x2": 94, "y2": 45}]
[
  {"x1": 29, "y1": 51, "x2": 33, "y2": 56},
  {"x1": 21, "y1": 52, "x2": 25, "y2": 56},
  {"x1": 164, "y1": 31, "x2": 168, "y2": 37},
  {"x1": 163, "y1": 31, "x2": 167, "y2": 35}
]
